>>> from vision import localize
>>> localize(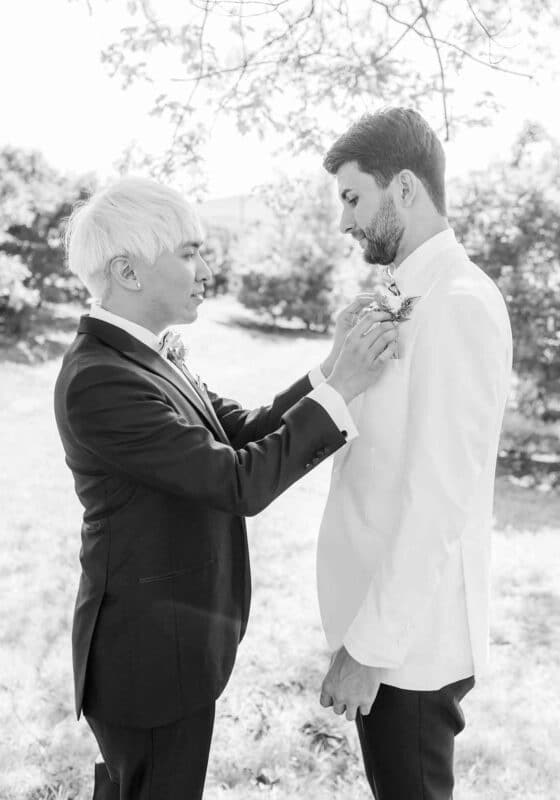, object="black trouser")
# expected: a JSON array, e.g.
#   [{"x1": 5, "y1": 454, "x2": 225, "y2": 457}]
[
  {"x1": 86, "y1": 703, "x2": 215, "y2": 800},
  {"x1": 356, "y1": 676, "x2": 475, "y2": 800}
]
